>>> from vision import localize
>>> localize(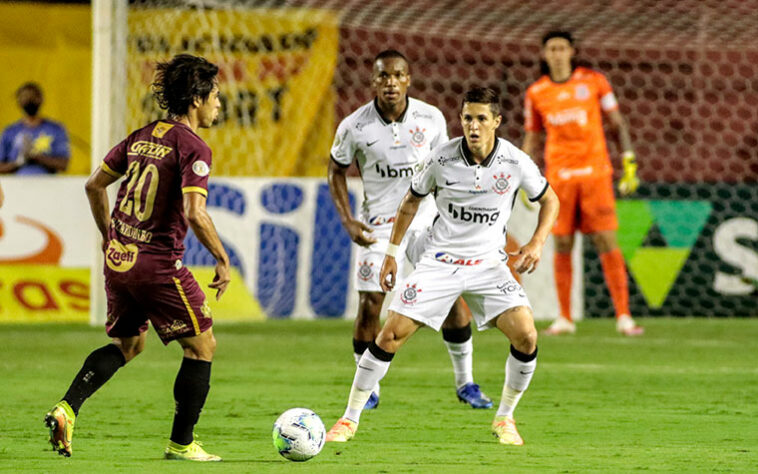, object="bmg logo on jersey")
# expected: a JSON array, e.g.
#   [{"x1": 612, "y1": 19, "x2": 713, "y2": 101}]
[
  {"x1": 375, "y1": 163, "x2": 415, "y2": 178},
  {"x1": 447, "y1": 204, "x2": 500, "y2": 226}
]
